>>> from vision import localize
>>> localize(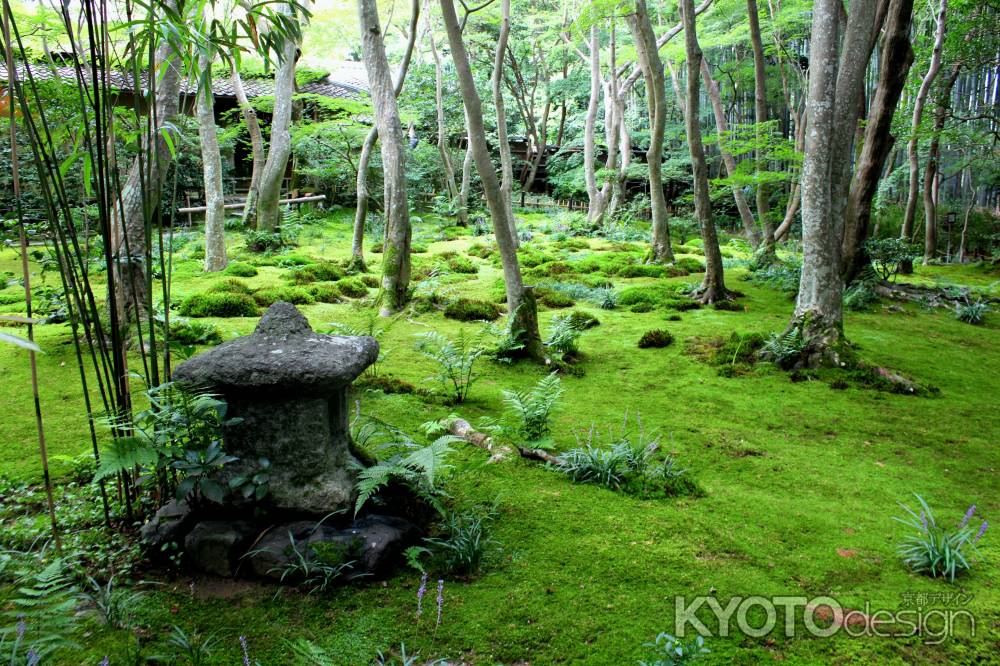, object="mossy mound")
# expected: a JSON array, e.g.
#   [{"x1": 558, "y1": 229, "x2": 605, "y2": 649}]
[
  {"x1": 288, "y1": 261, "x2": 346, "y2": 285},
  {"x1": 444, "y1": 298, "x2": 501, "y2": 322},
  {"x1": 223, "y1": 261, "x2": 259, "y2": 278},
  {"x1": 336, "y1": 277, "x2": 370, "y2": 298},
  {"x1": 208, "y1": 279, "x2": 254, "y2": 295},
  {"x1": 252, "y1": 286, "x2": 315, "y2": 307},
  {"x1": 307, "y1": 282, "x2": 342, "y2": 304},
  {"x1": 178, "y1": 292, "x2": 259, "y2": 318},
  {"x1": 638, "y1": 329, "x2": 675, "y2": 348}
]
